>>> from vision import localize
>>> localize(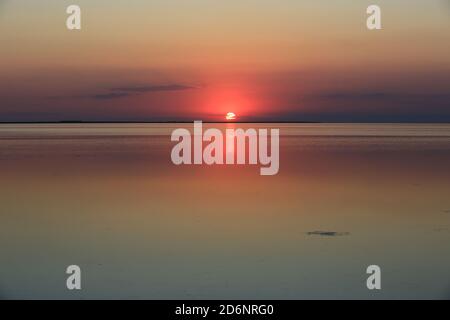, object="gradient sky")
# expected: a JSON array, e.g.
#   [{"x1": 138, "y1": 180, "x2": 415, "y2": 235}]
[{"x1": 0, "y1": 0, "x2": 449, "y2": 122}]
